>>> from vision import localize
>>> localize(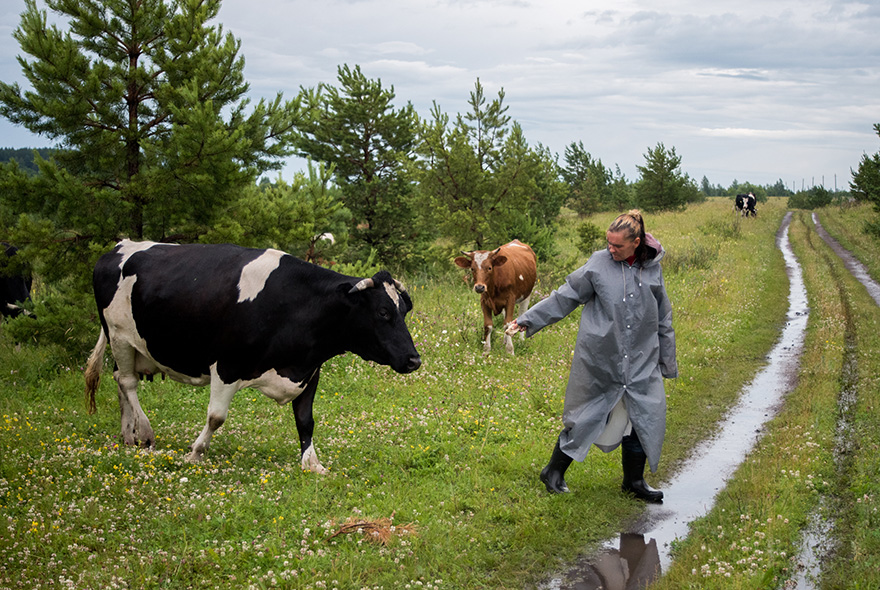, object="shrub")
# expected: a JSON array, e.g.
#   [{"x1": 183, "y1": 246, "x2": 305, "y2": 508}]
[
  {"x1": 576, "y1": 221, "x2": 605, "y2": 254},
  {"x1": 788, "y1": 186, "x2": 833, "y2": 210},
  {"x1": 661, "y1": 239, "x2": 719, "y2": 273}
]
